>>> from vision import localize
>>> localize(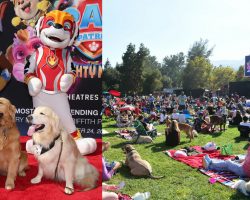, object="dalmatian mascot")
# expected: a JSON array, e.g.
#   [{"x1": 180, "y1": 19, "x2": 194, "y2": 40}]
[{"x1": 25, "y1": 10, "x2": 97, "y2": 155}]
